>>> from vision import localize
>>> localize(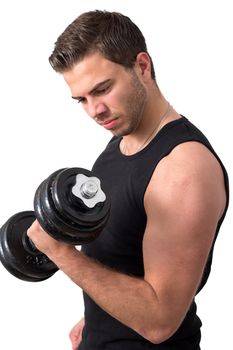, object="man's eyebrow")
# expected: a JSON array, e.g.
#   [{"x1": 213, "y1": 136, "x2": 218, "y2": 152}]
[{"x1": 72, "y1": 79, "x2": 112, "y2": 100}]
